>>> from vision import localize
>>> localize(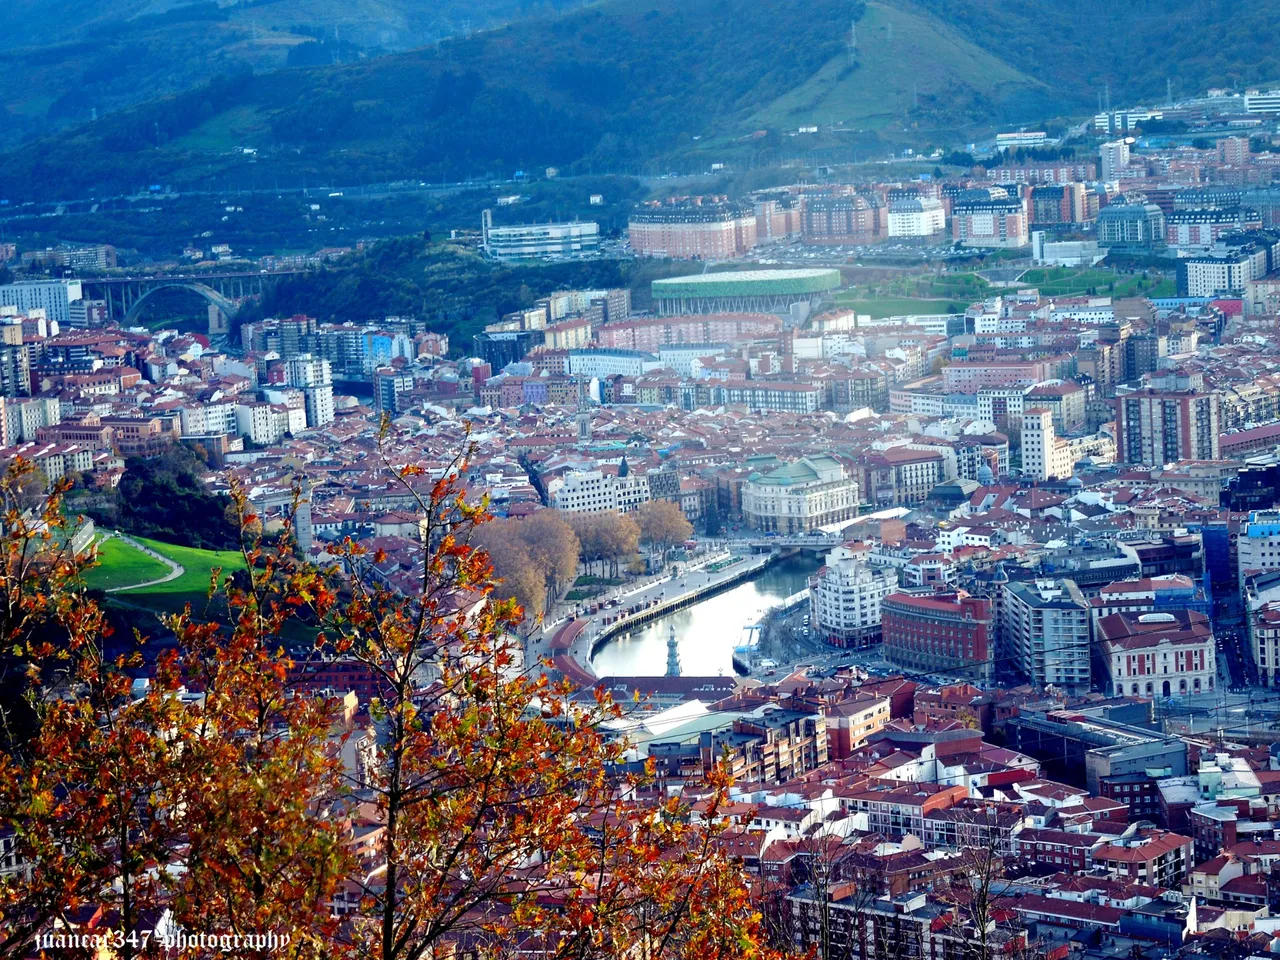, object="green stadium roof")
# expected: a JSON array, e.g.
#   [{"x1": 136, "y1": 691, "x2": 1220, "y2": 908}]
[{"x1": 651, "y1": 268, "x2": 841, "y2": 300}]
